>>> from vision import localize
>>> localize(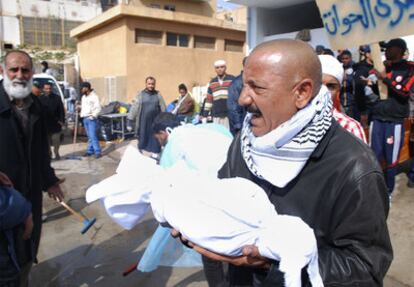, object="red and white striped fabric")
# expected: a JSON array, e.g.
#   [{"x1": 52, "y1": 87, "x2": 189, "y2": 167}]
[{"x1": 333, "y1": 108, "x2": 367, "y2": 143}]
